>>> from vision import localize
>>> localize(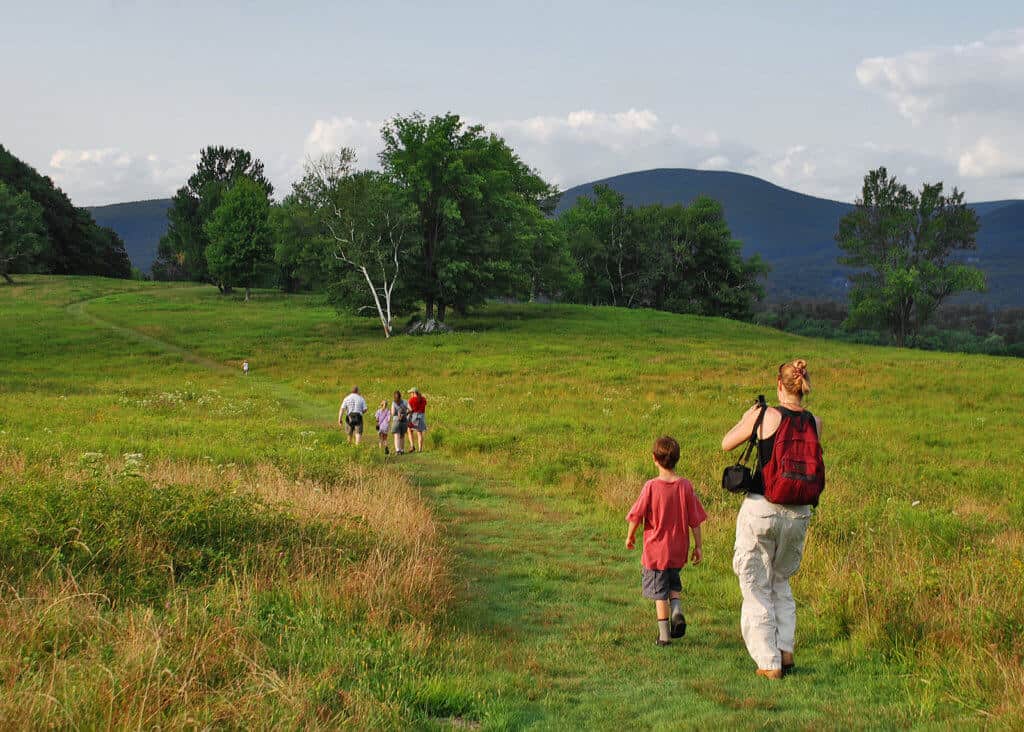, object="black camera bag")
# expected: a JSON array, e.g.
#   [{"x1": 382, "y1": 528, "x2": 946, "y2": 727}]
[{"x1": 722, "y1": 396, "x2": 767, "y2": 494}]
